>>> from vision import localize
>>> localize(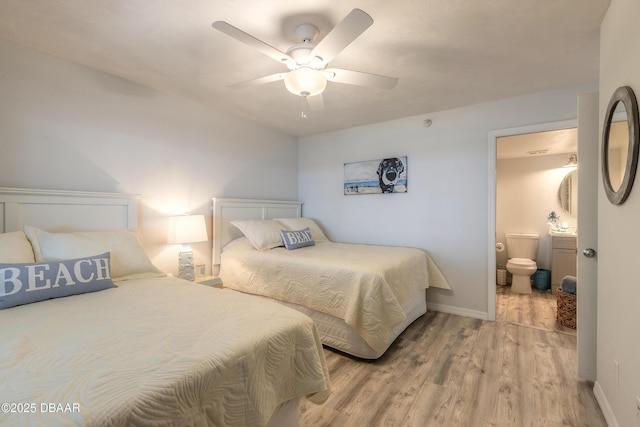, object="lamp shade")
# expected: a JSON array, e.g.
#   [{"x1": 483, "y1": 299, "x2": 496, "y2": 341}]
[
  {"x1": 167, "y1": 215, "x2": 207, "y2": 244},
  {"x1": 284, "y1": 68, "x2": 327, "y2": 97}
]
